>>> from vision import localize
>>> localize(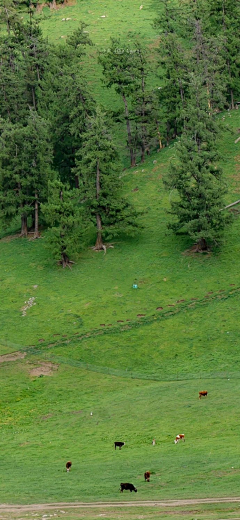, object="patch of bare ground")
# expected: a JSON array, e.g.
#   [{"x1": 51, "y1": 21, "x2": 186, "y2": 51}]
[
  {"x1": 183, "y1": 246, "x2": 211, "y2": 256},
  {"x1": 1, "y1": 234, "x2": 22, "y2": 242},
  {"x1": 0, "y1": 351, "x2": 26, "y2": 363},
  {"x1": 148, "y1": 36, "x2": 161, "y2": 50},
  {"x1": 29, "y1": 361, "x2": 58, "y2": 377},
  {"x1": 1, "y1": 232, "x2": 42, "y2": 242},
  {"x1": 1, "y1": 498, "x2": 240, "y2": 513}
]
